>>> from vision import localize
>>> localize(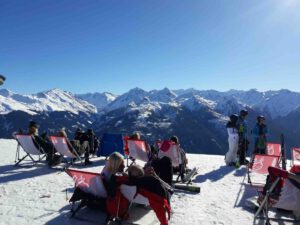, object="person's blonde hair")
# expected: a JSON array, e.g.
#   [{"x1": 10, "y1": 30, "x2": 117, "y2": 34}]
[{"x1": 107, "y1": 152, "x2": 124, "y2": 175}]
